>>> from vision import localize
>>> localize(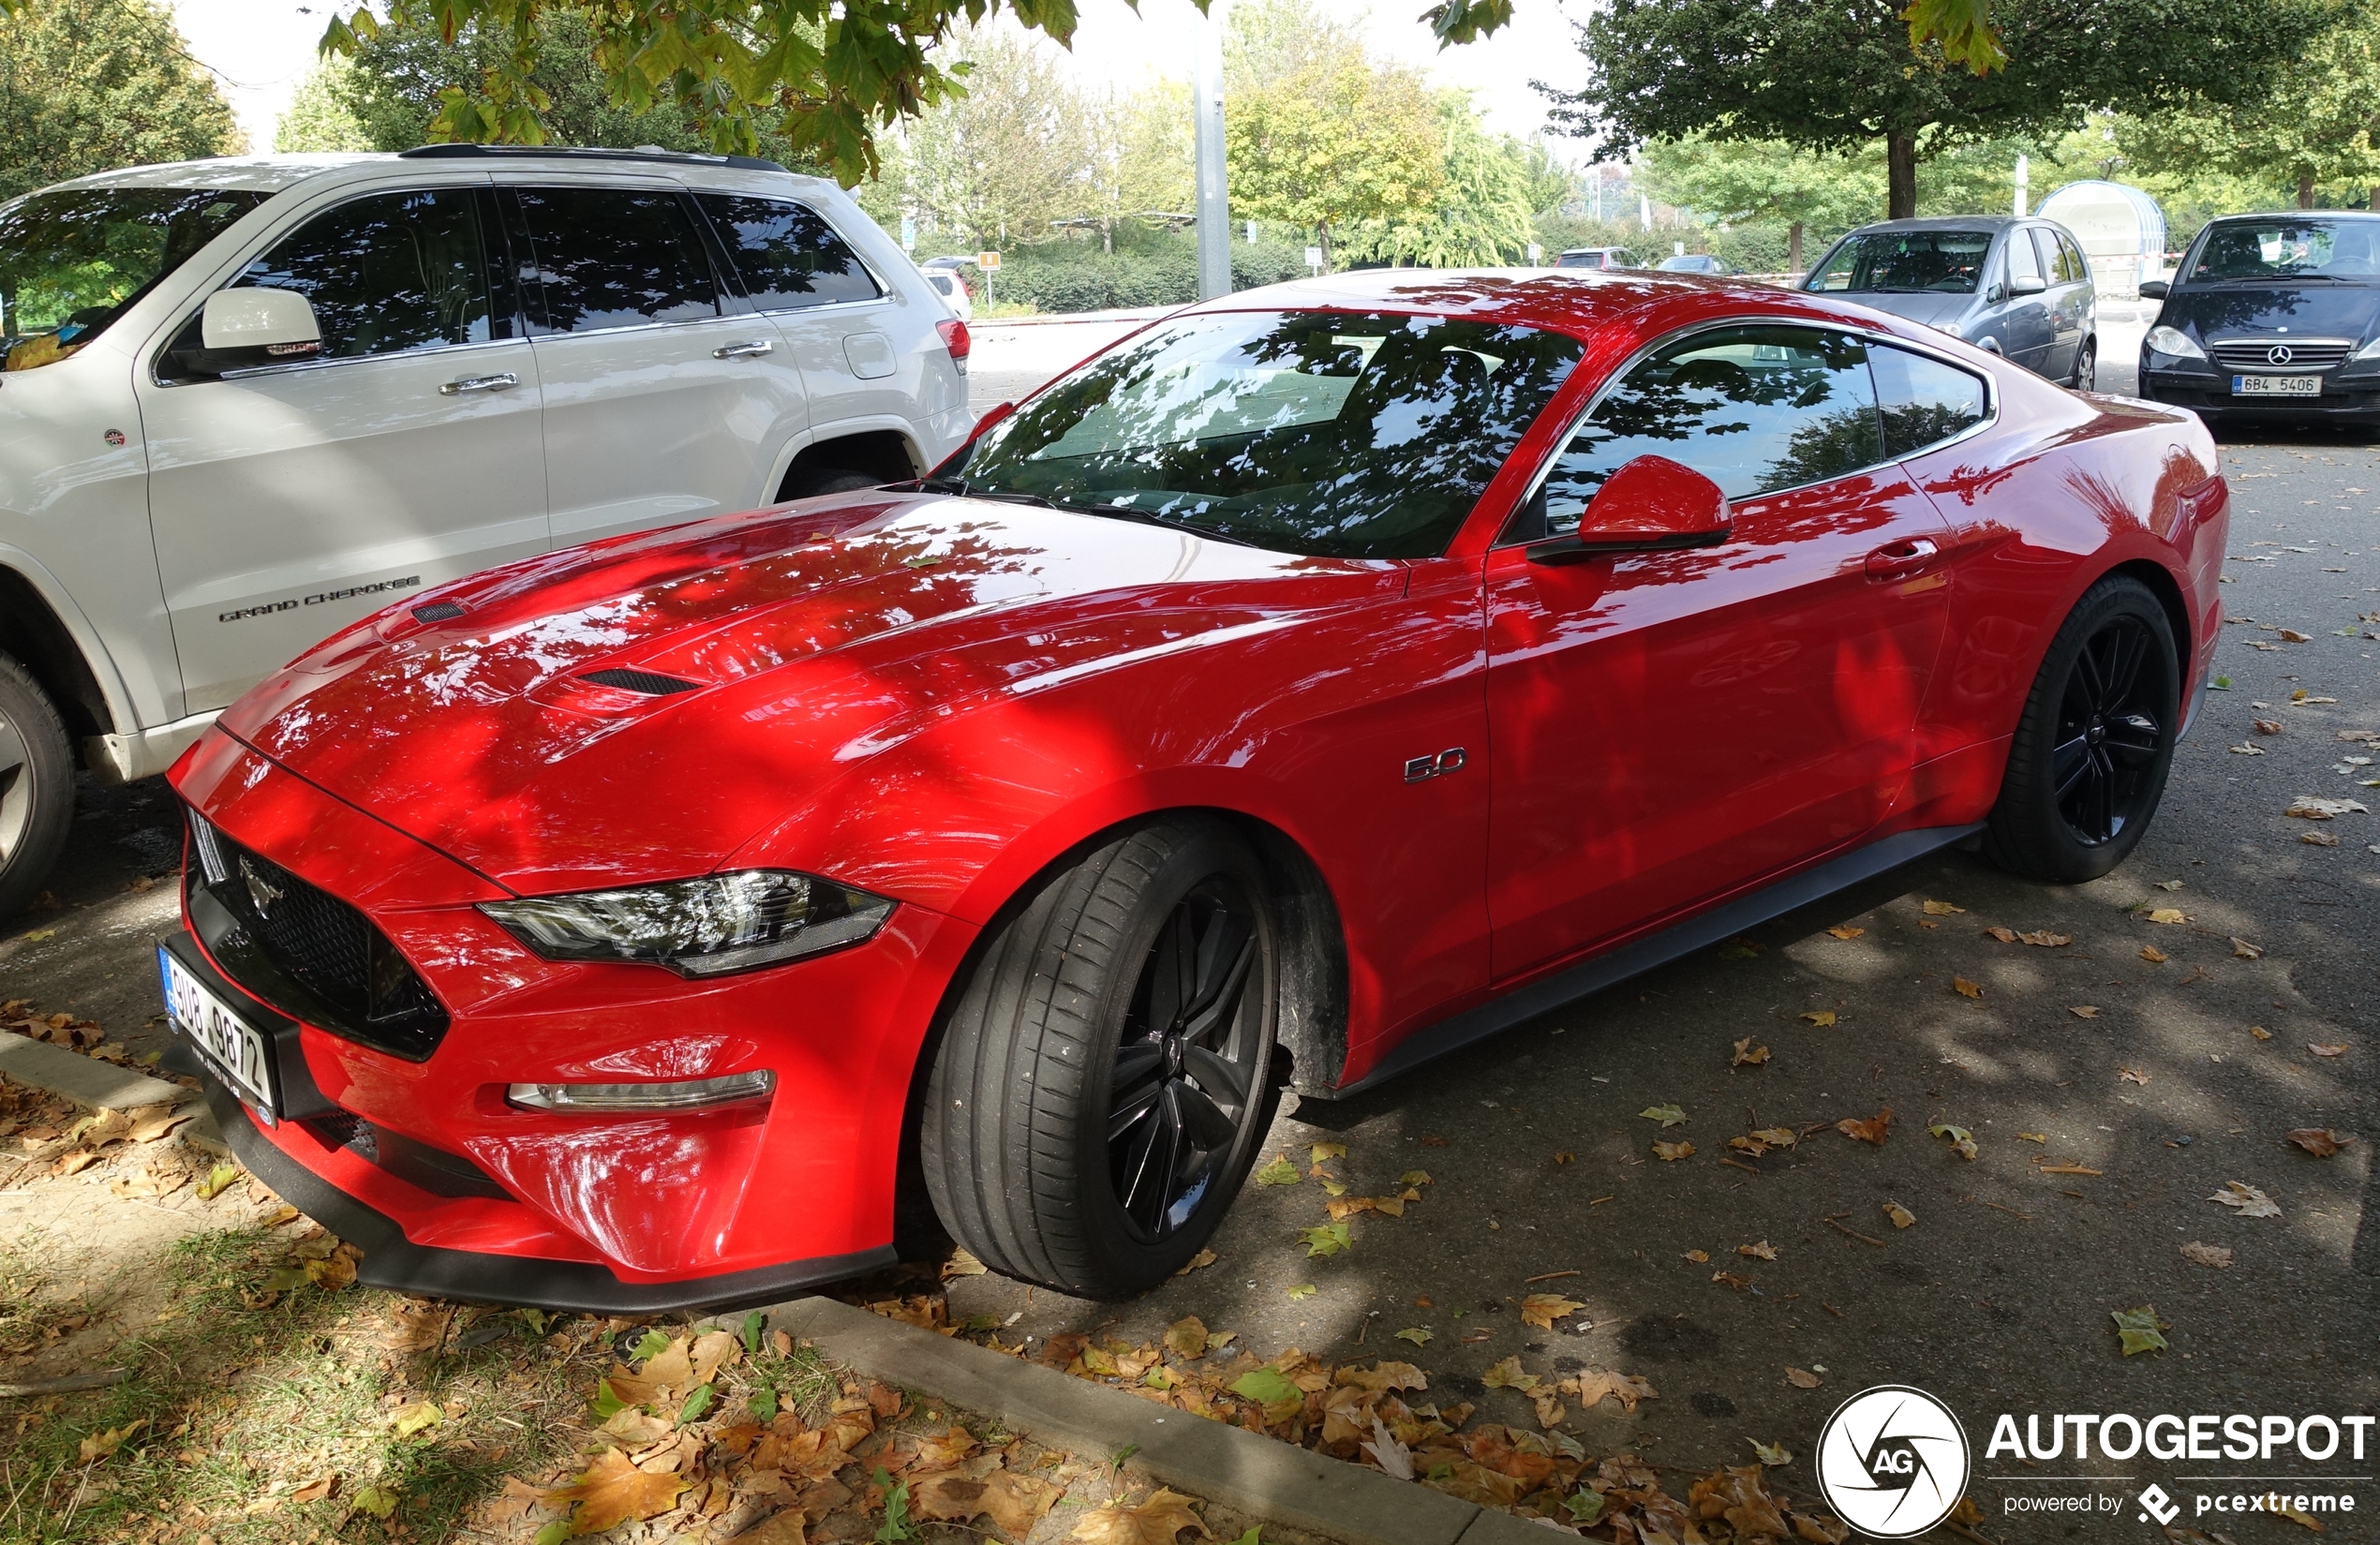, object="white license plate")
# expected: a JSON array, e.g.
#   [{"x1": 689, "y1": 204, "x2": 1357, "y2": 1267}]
[
  {"x1": 157, "y1": 945, "x2": 277, "y2": 1120},
  {"x1": 2232, "y1": 374, "x2": 2322, "y2": 396}
]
